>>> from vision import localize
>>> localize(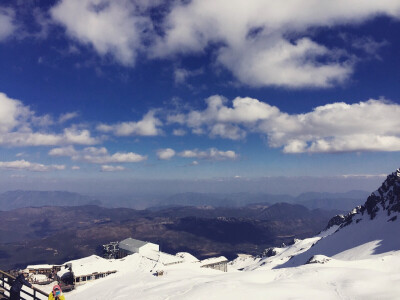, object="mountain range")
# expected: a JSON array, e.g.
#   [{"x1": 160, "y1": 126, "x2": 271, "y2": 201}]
[{"x1": 0, "y1": 189, "x2": 369, "y2": 211}]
